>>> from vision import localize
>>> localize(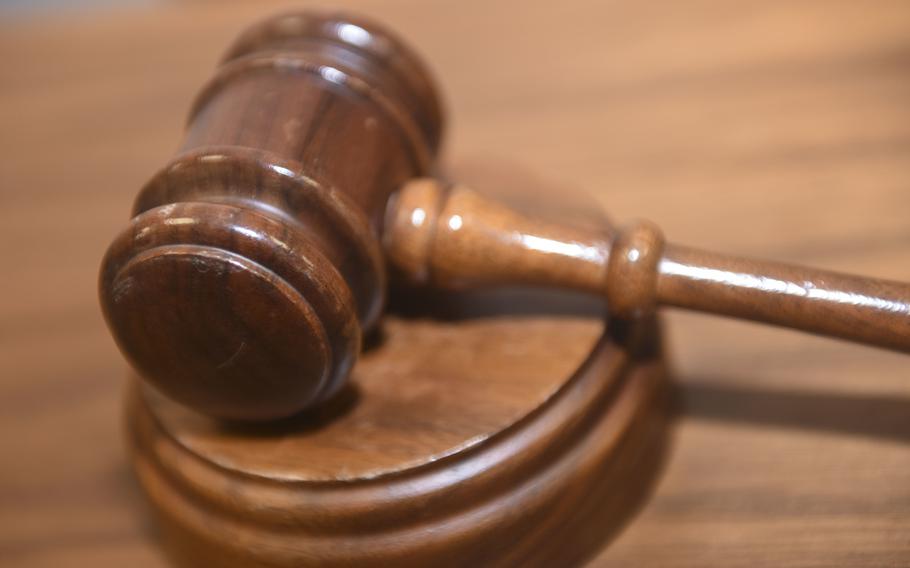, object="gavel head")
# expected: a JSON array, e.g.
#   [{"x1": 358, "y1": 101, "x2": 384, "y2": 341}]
[{"x1": 99, "y1": 12, "x2": 443, "y2": 421}]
